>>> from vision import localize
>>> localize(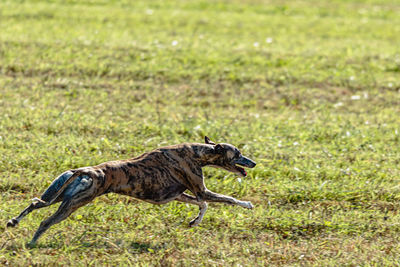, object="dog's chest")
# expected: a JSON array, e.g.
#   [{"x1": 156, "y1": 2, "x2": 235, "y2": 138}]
[
  {"x1": 114, "y1": 180, "x2": 186, "y2": 204},
  {"x1": 110, "y1": 165, "x2": 188, "y2": 203},
  {"x1": 135, "y1": 183, "x2": 187, "y2": 204}
]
